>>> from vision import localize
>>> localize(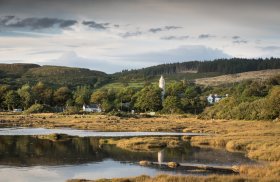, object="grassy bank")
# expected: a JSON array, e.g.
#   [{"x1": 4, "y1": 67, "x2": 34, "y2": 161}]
[
  {"x1": 189, "y1": 120, "x2": 280, "y2": 162},
  {"x1": 67, "y1": 173, "x2": 280, "y2": 182},
  {"x1": 67, "y1": 163, "x2": 280, "y2": 181},
  {"x1": 100, "y1": 136, "x2": 185, "y2": 152},
  {"x1": 0, "y1": 113, "x2": 194, "y2": 131}
]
